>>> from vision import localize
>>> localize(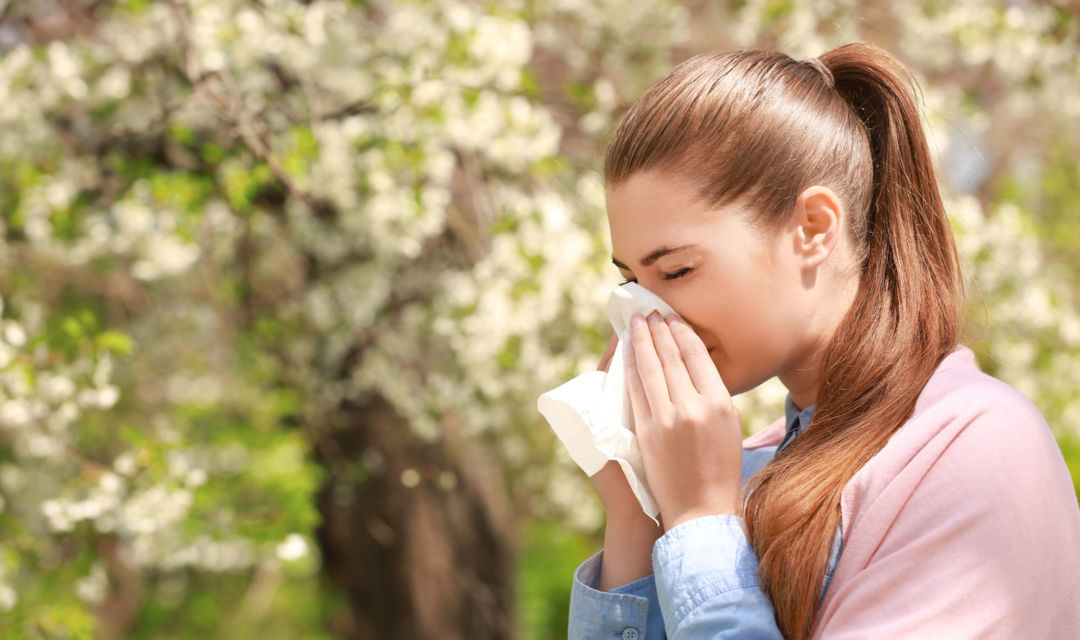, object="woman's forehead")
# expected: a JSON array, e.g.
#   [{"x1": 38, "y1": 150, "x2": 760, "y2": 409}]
[{"x1": 606, "y1": 172, "x2": 749, "y2": 255}]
